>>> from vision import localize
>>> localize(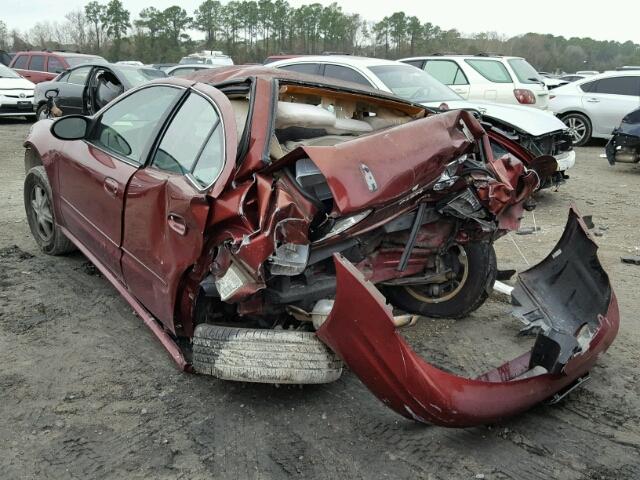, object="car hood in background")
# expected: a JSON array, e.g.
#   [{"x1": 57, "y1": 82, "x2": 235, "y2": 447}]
[
  {"x1": 0, "y1": 77, "x2": 35, "y2": 90},
  {"x1": 424, "y1": 100, "x2": 567, "y2": 137}
]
